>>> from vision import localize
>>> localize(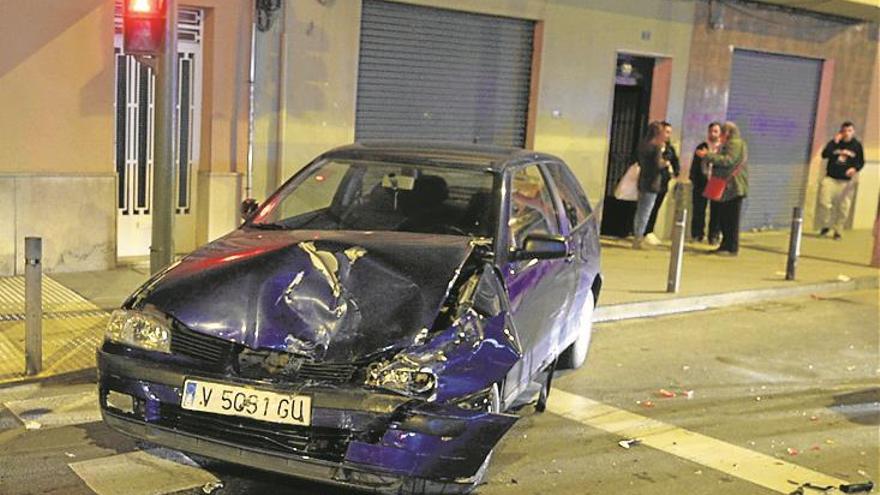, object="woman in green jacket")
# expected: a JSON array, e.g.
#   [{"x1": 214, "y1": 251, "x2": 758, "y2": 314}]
[{"x1": 697, "y1": 121, "x2": 748, "y2": 255}]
